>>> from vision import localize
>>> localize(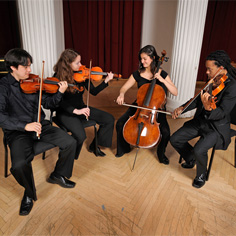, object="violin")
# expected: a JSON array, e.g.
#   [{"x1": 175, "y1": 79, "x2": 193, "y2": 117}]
[
  {"x1": 20, "y1": 74, "x2": 79, "y2": 94},
  {"x1": 212, "y1": 74, "x2": 228, "y2": 96},
  {"x1": 182, "y1": 70, "x2": 228, "y2": 113},
  {"x1": 208, "y1": 74, "x2": 228, "y2": 110},
  {"x1": 73, "y1": 65, "x2": 122, "y2": 83},
  {"x1": 123, "y1": 51, "x2": 168, "y2": 150}
]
